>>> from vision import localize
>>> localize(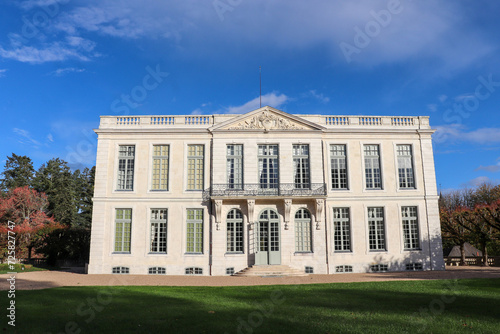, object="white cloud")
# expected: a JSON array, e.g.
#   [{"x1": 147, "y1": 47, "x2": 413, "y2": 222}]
[
  {"x1": 47, "y1": 133, "x2": 54, "y2": 142},
  {"x1": 0, "y1": 69, "x2": 6, "y2": 77},
  {"x1": 475, "y1": 158, "x2": 500, "y2": 173},
  {"x1": 18, "y1": 0, "x2": 65, "y2": 10},
  {"x1": 50, "y1": 67, "x2": 85, "y2": 76},
  {"x1": 427, "y1": 104, "x2": 437, "y2": 112},
  {"x1": 225, "y1": 92, "x2": 289, "y2": 114},
  {"x1": 434, "y1": 125, "x2": 500, "y2": 144},
  {"x1": 13, "y1": 128, "x2": 41, "y2": 147},
  {"x1": 305, "y1": 90, "x2": 330, "y2": 104},
  {"x1": 0, "y1": 40, "x2": 95, "y2": 63},
  {"x1": 462, "y1": 176, "x2": 495, "y2": 188}
]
